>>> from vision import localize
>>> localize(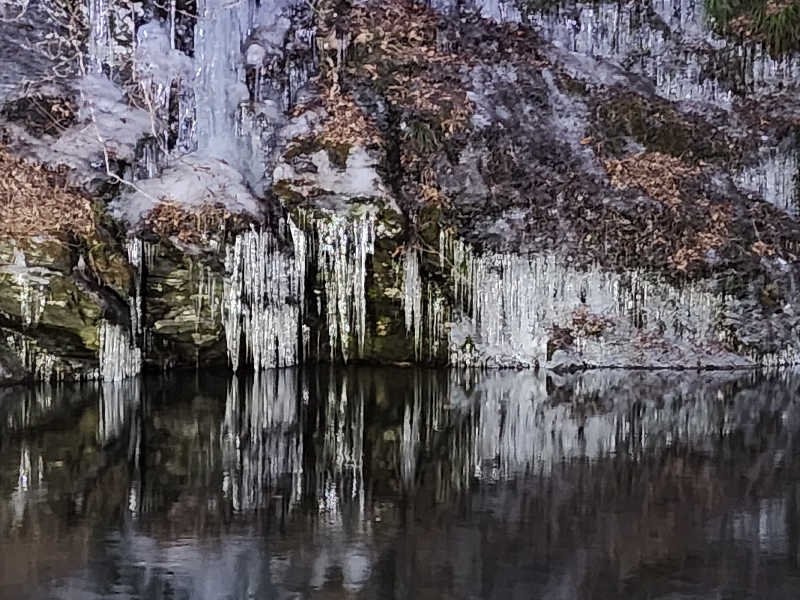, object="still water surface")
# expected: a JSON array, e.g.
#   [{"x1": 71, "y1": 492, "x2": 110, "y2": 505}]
[{"x1": 2, "y1": 368, "x2": 800, "y2": 599}]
